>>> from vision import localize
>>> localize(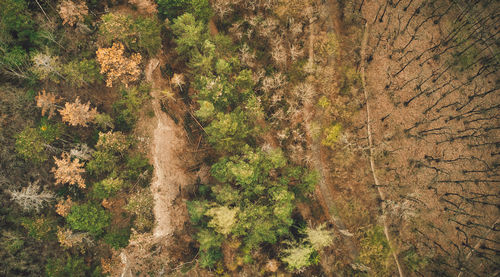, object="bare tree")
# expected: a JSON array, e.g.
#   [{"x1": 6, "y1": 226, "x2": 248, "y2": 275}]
[{"x1": 8, "y1": 181, "x2": 54, "y2": 212}]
